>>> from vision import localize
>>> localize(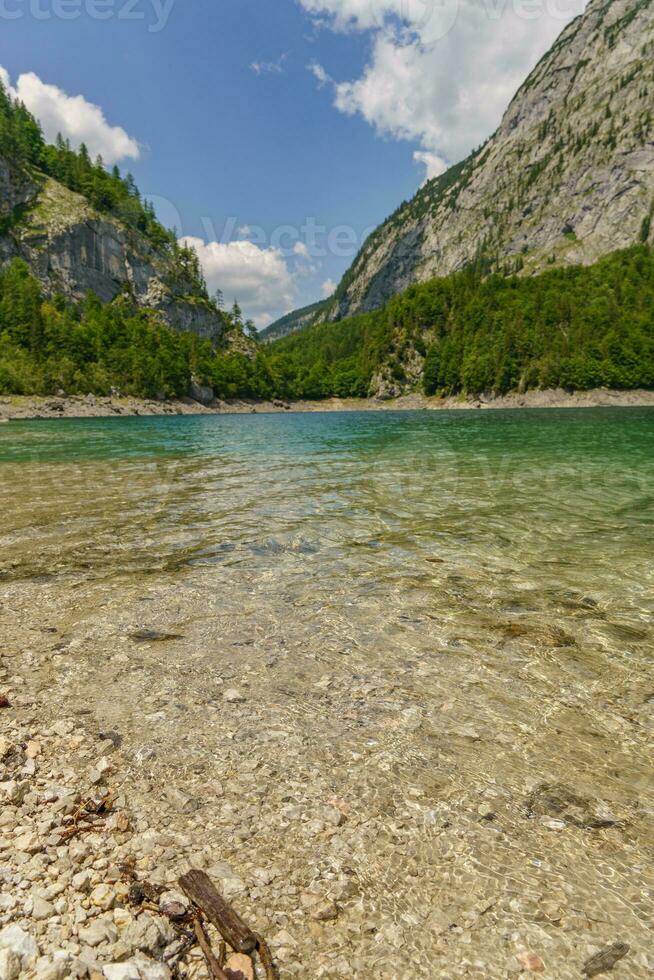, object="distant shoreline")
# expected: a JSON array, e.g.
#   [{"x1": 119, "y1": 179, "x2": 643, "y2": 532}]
[{"x1": 1, "y1": 387, "x2": 653, "y2": 421}]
